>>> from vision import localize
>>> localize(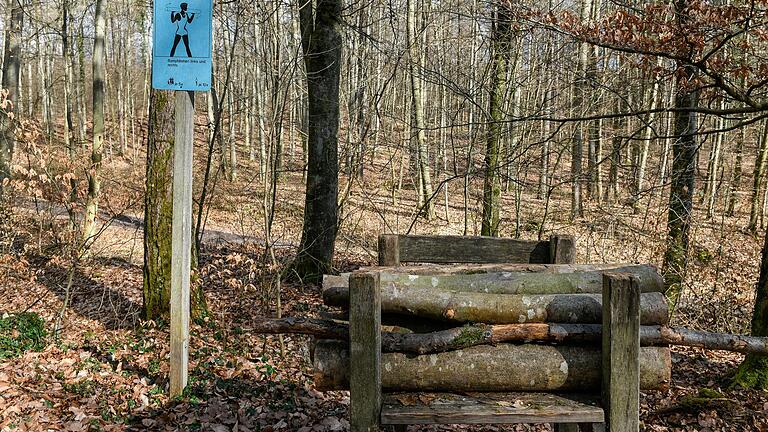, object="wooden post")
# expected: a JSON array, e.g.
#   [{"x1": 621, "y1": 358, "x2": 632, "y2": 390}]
[
  {"x1": 602, "y1": 273, "x2": 640, "y2": 432},
  {"x1": 550, "y1": 234, "x2": 576, "y2": 264},
  {"x1": 349, "y1": 271, "x2": 382, "y2": 432},
  {"x1": 170, "y1": 91, "x2": 195, "y2": 397},
  {"x1": 378, "y1": 234, "x2": 400, "y2": 266}
]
